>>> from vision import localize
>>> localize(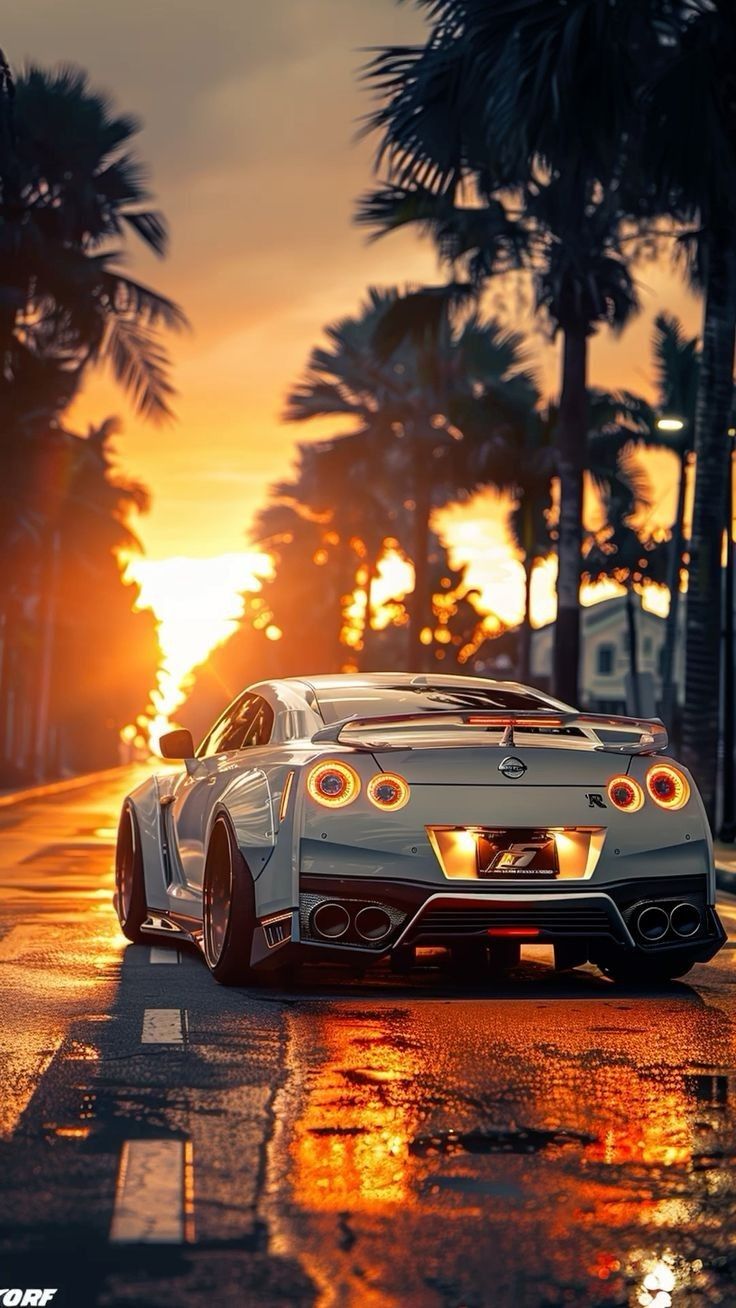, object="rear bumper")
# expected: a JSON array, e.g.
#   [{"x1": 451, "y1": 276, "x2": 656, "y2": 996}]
[{"x1": 290, "y1": 871, "x2": 725, "y2": 967}]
